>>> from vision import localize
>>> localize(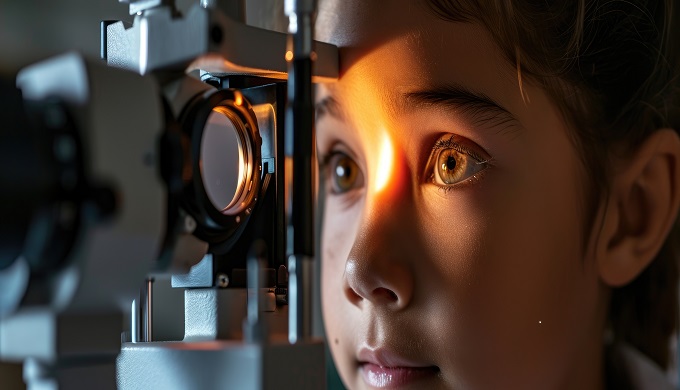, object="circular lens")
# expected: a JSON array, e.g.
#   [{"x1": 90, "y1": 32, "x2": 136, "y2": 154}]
[{"x1": 200, "y1": 106, "x2": 250, "y2": 215}]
